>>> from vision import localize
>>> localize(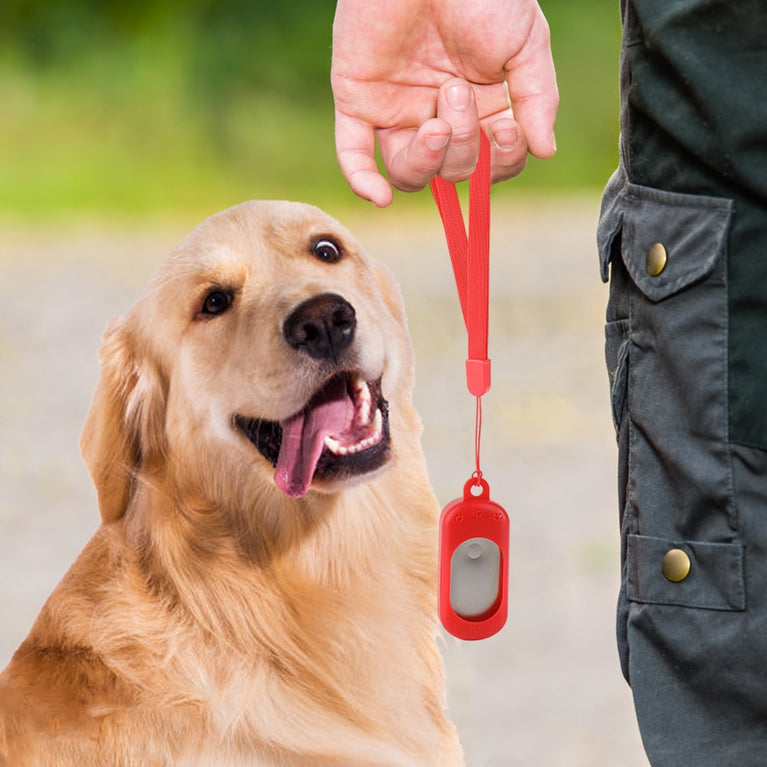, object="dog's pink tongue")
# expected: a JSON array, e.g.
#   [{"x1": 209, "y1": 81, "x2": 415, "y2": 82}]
[{"x1": 274, "y1": 378, "x2": 354, "y2": 497}]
